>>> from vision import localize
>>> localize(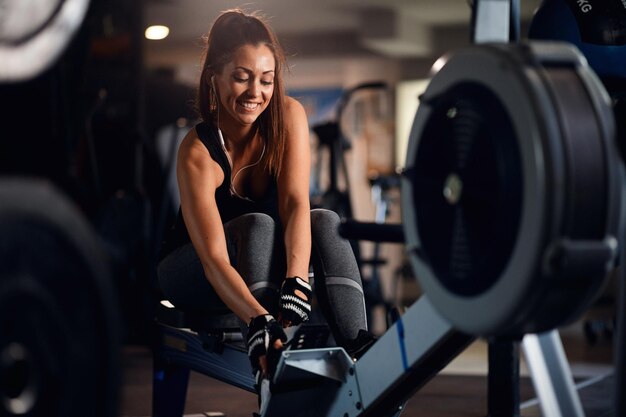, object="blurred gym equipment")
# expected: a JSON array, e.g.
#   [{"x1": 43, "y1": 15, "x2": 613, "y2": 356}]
[
  {"x1": 0, "y1": 180, "x2": 120, "y2": 417},
  {"x1": 0, "y1": 0, "x2": 90, "y2": 82},
  {"x1": 529, "y1": 0, "x2": 626, "y2": 83},
  {"x1": 311, "y1": 81, "x2": 389, "y2": 219},
  {"x1": 0, "y1": 2, "x2": 128, "y2": 416}
]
